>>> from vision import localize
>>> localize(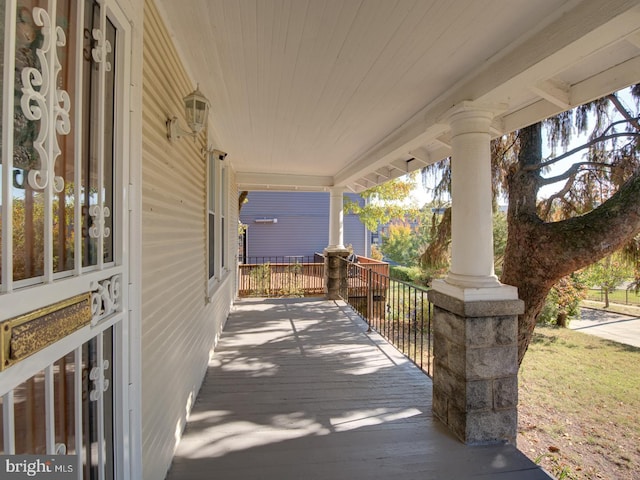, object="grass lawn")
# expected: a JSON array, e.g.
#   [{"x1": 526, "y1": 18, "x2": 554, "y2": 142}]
[
  {"x1": 584, "y1": 289, "x2": 640, "y2": 306},
  {"x1": 518, "y1": 325, "x2": 640, "y2": 479}
]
